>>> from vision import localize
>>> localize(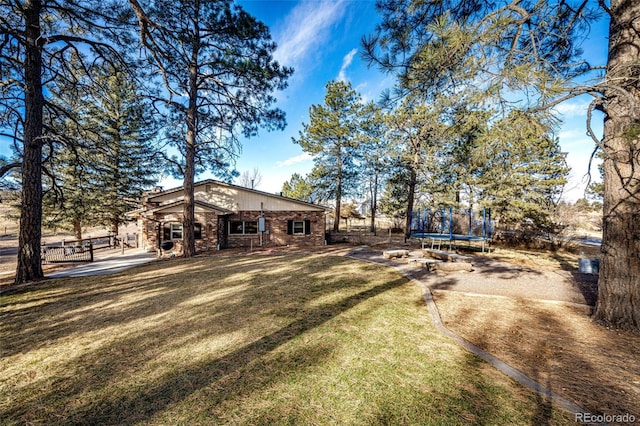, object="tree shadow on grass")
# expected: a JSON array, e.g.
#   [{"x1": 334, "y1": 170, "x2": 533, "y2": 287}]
[
  {"x1": 438, "y1": 298, "x2": 575, "y2": 424},
  {"x1": 0, "y1": 255, "x2": 308, "y2": 357},
  {"x1": 432, "y1": 291, "x2": 640, "y2": 422},
  {"x1": 1, "y1": 255, "x2": 410, "y2": 424}
]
